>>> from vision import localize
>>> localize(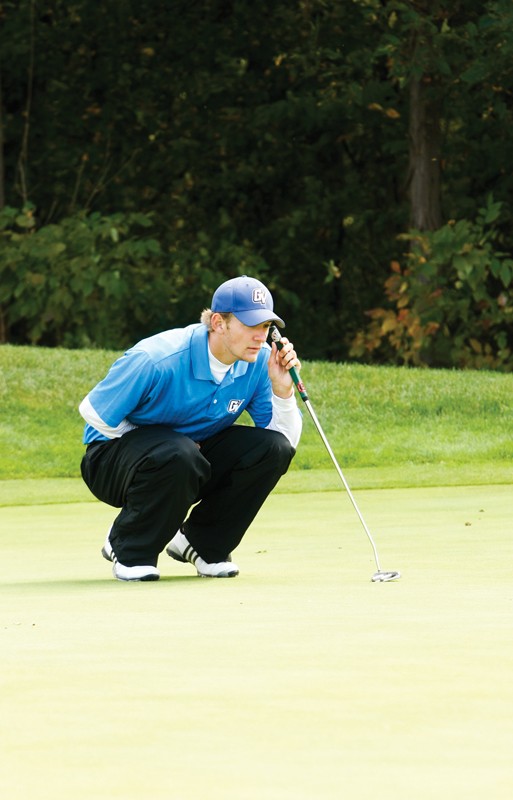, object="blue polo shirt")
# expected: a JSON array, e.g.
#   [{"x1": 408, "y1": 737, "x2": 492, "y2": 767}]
[{"x1": 82, "y1": 324, "x2": 273, "y2": 444}]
